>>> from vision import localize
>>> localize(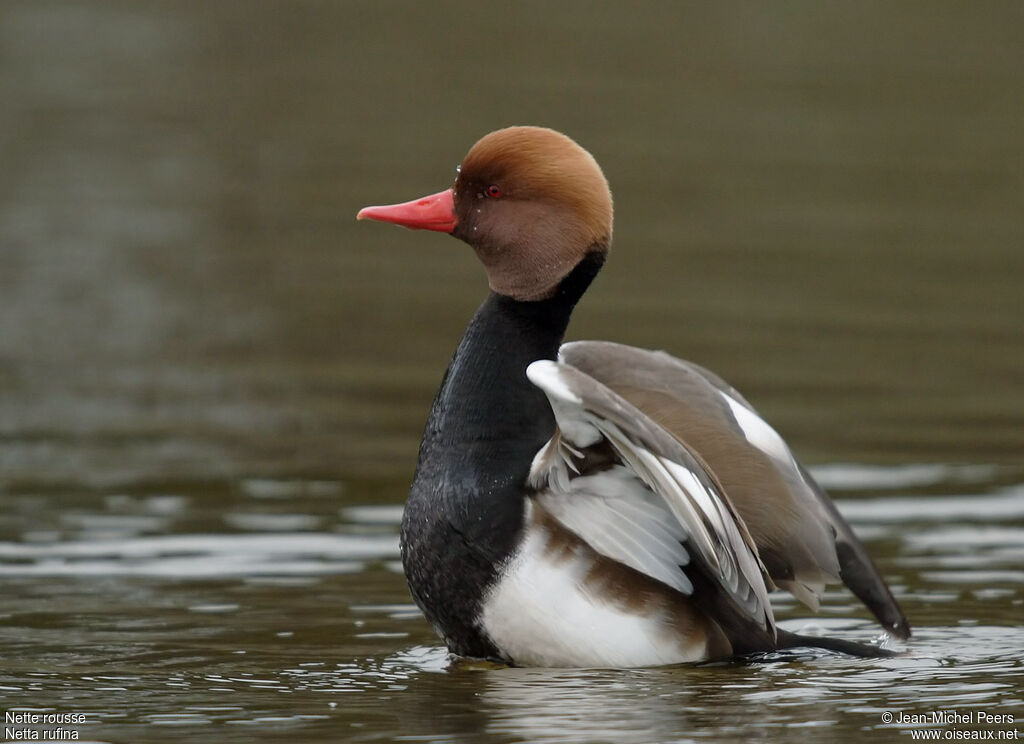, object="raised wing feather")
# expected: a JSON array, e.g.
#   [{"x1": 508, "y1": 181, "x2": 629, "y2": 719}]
[
  {"x1": 526, "y1": 360, "x2": 776, "y2": 638},
  {"x1": 558, "y1": 340, "x2": 910, "y2": 639},
  {"x1": 536, "y1": 465, "x2": 694, "y2": 595}
]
